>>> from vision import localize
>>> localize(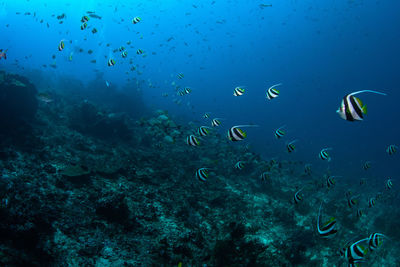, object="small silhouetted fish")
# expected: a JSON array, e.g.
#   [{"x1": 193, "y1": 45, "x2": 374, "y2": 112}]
[
  {"x1": 24, "y1": 12, "x2": 31, "y2": 16},
  {"x1": 57, "y1": 13, "x2": 66, "y2": 20},
  {"x1": 89, "y1": 14, "x2": 102, "y2": 19}
]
